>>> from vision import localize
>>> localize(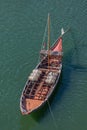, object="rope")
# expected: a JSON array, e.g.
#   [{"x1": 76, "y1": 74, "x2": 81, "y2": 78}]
[
  {"x1": 47, "y1": 100, "x2": 58, "y2": 129},
  {"x1": 37, "y1": 20, "x2": 48, "y2": 64},
  {"x1": 41, "y1": 21, "x2": 48, "y2": 50}
]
